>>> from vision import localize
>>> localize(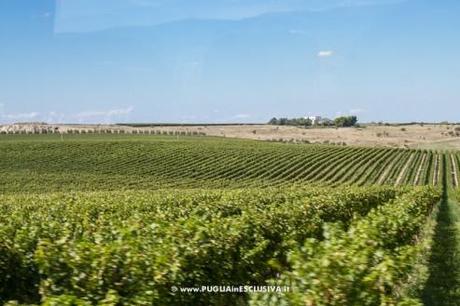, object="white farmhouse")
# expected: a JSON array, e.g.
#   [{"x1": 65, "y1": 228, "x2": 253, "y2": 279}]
[{"x1": 307, "y1": 116, "x2": 322, "y2": 125}]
